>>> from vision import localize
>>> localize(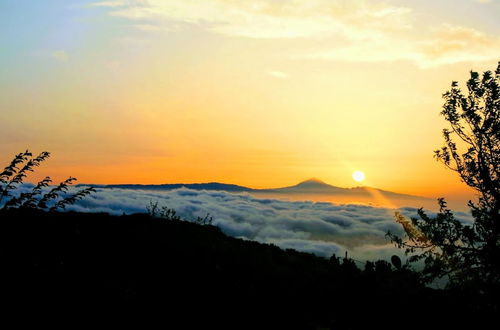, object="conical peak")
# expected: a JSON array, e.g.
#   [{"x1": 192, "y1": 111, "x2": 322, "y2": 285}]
[{"x1": 295, "y1": 178, "x2": 330, "y2": 187}]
